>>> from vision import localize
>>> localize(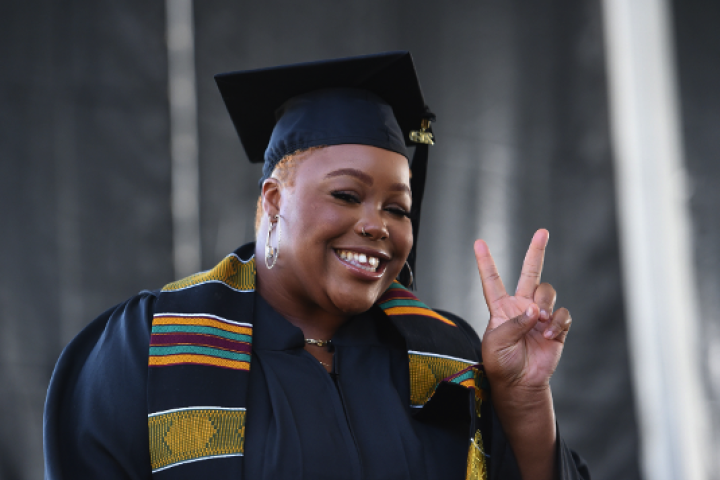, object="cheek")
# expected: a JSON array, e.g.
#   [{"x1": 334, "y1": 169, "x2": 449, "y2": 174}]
[
  {"x1": 391, "y1": 222, "x2": 414, "y2": 257},
  {"x1": 302, "y1": 201, "x2": 346, "y2": 234},
  {"x1": 283, "y1": 197, "x2": 349, "y2": 250}
]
